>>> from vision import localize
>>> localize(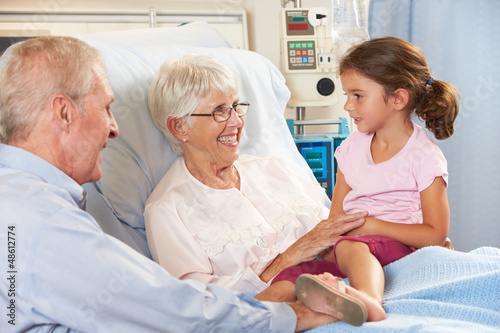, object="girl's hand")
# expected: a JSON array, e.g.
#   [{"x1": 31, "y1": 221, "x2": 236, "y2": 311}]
[
  {"x1": 443, "y1": 237, "x2": 454, "y2": 250},
  {"x1": 343, "y1": 217, "x2": 380, "y2": 236}
]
